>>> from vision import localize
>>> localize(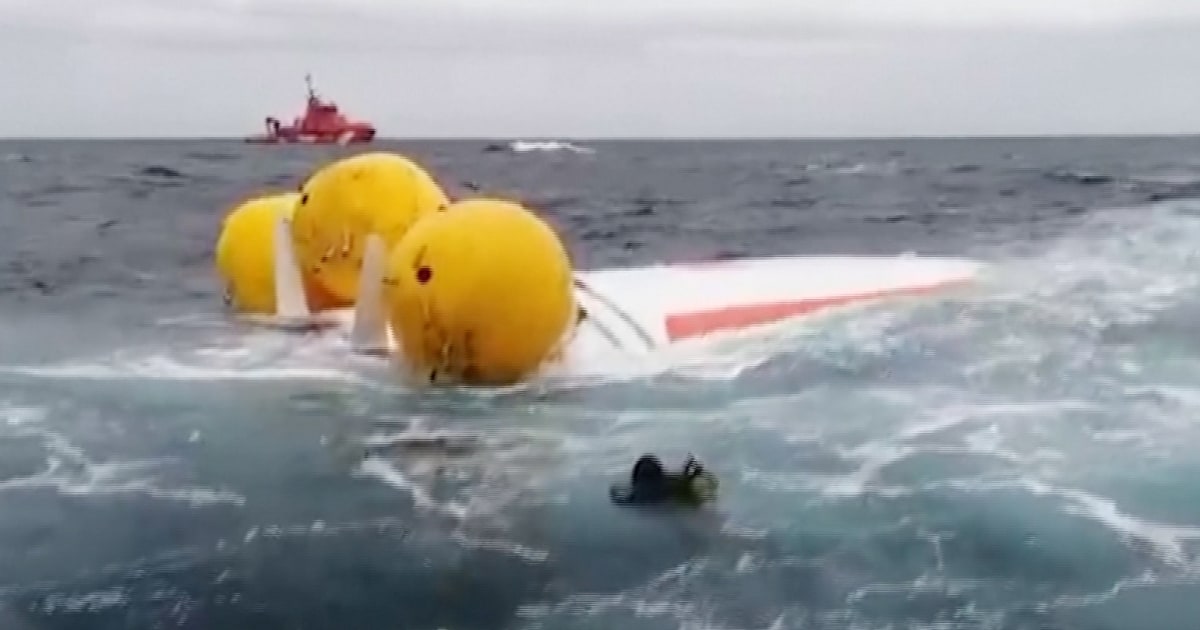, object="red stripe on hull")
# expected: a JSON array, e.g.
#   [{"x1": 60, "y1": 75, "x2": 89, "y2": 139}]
[{"x1": 663, "y1": 279, "x2": 970, "y2": 341}]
